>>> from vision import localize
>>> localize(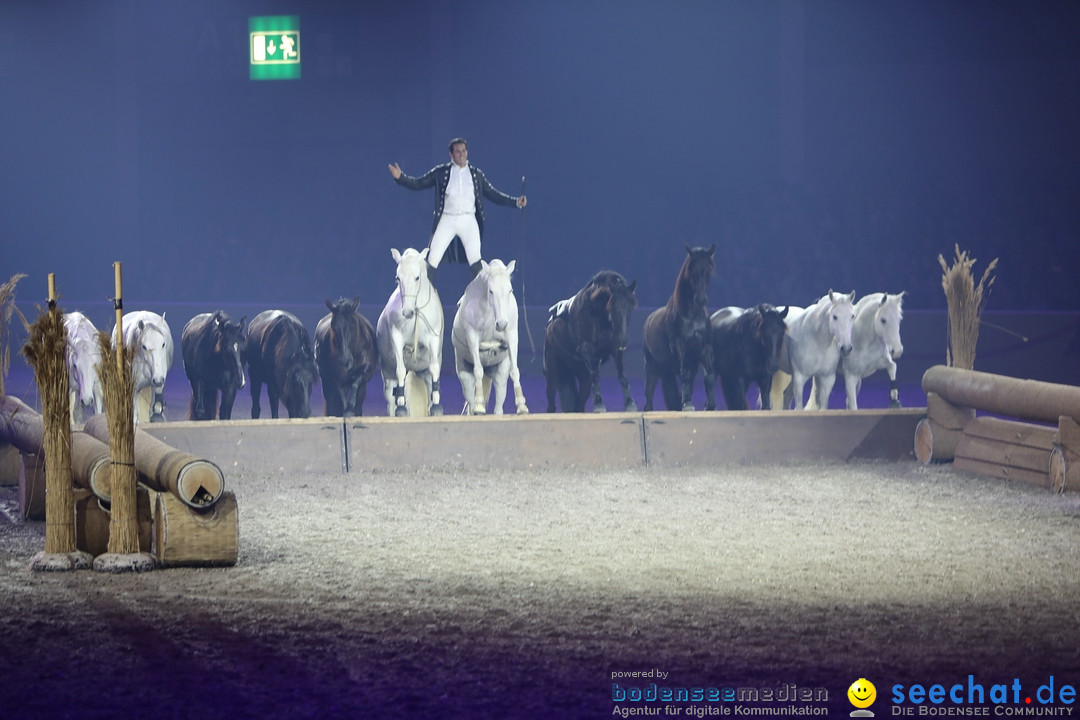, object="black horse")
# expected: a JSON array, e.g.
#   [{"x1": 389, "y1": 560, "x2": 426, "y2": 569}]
[
  {"x1": 180, "y1": 311, "x2": 247, "y2": 421},
  {"x1": 710, "y1": 304, "x2": 789, "y2": 411},
  {"x1": 314, "y1": 297, "x2": 378, "y2": 417},
  {"x1": 643, "y1": 244, "x2": 717, "y2": 411},
  {"x1": 543, "y1": 271, "x2": 639, "y2": 413},
  {"x1": 246, "y1": 309, "x2": 319, "y2": 419}
]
